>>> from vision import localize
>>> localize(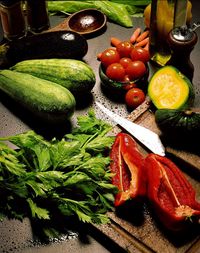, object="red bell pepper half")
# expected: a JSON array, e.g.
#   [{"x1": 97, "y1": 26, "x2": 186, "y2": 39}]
[
  {"x1": 145, "y1": 153, "x2": 200, "y2": 231},
  {"x1": 110, "y1": 132, "x2": 146, "y2": 206}
]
